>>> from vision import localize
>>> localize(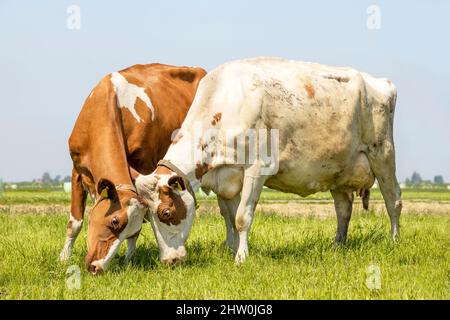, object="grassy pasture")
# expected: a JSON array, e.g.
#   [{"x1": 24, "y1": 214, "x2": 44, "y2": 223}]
[
  {"x1": 0, "y1": 189, "x2": 449, "y2": 300},
  {"x1": 2, "y1": 188, "x2": 450, "y2": 205}
]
